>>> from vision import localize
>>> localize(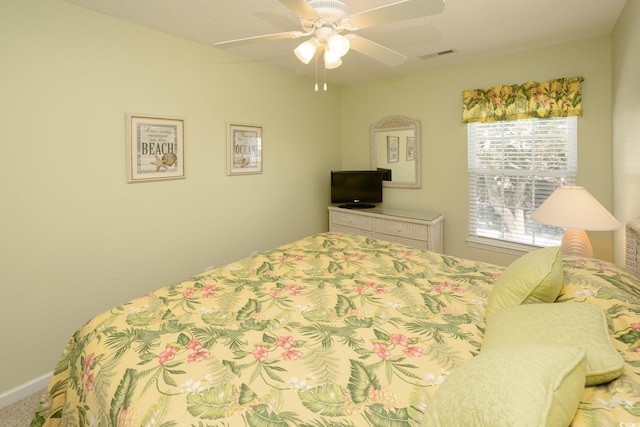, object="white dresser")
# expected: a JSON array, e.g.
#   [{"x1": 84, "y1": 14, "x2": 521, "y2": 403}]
[{"x1": 328, "y1": 205, "x2": 444, "y2": 252}]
